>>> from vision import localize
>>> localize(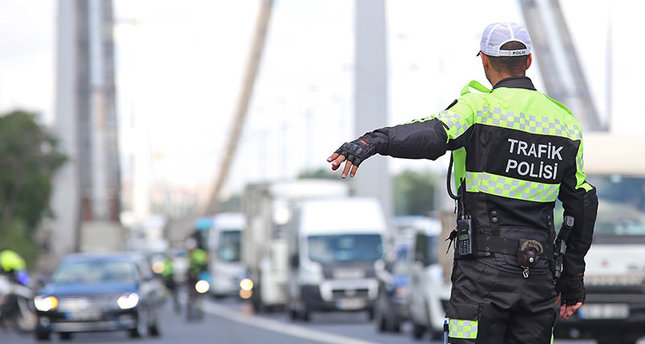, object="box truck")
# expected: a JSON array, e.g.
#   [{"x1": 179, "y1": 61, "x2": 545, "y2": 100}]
[{"x1": 554, "y1": 134, "x2": 645, "y2": 344}]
